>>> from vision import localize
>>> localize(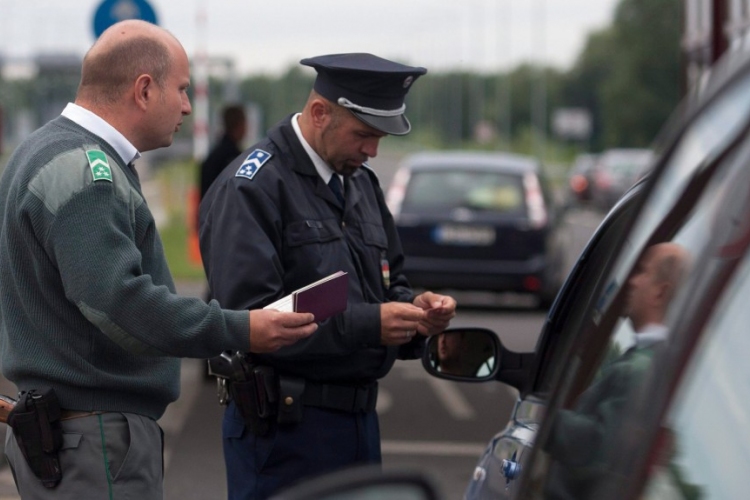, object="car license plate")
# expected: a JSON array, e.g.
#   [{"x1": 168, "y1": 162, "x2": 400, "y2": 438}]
[{"x1": 433, "y1": 225, "x2": 496, "y2": 246}]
